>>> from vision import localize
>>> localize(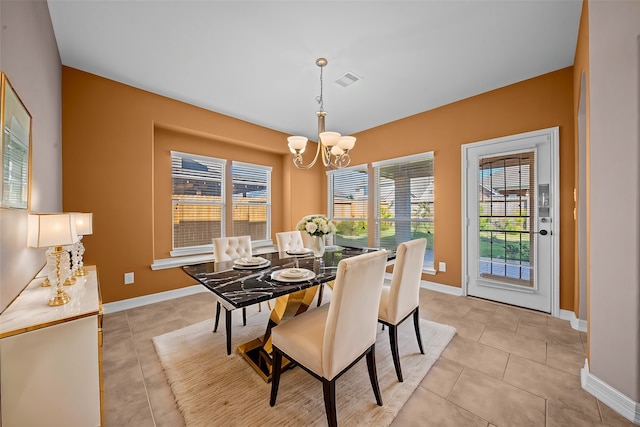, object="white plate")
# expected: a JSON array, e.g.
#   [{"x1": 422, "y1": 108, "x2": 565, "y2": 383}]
[
  {"x1": 286, "y1": 248, "x2": 312, "y2": 256},
  {"x1": 233, "y1": 260, "x2": 271, "y2": 270},
  {"x1": 271, "y1": 269, "x2": 315, "y2": 283},
  {"x1": 279, "y1": 268, "x2": 308, "y2": 278},
  {"x1": 234, "y1": 257, "x2": 267, "y2": 266}
]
